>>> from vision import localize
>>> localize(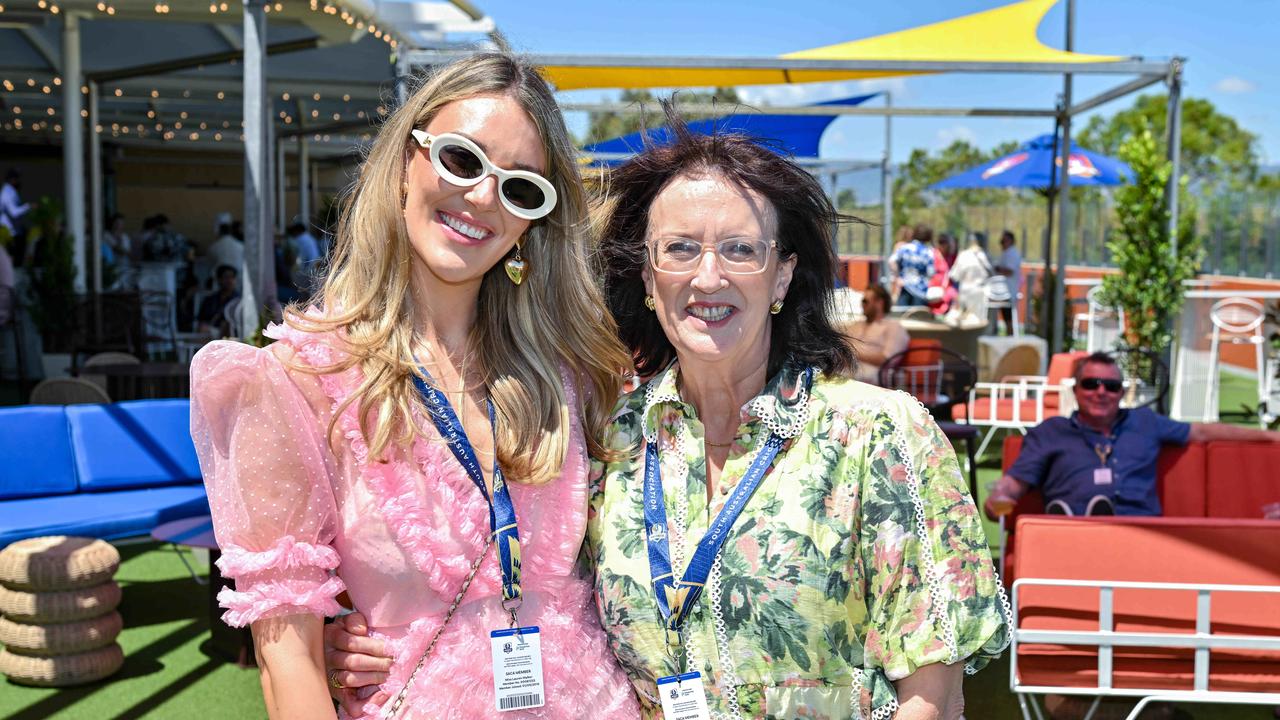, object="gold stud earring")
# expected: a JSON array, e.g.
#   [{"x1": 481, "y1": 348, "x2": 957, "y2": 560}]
[
  {"x1": 769, "y1": 299, "x2": 784, "y2": 315},
  {"x1": 504, "y1": 240, "x2": 526, "y2": 285},
  {"x1": 644, "y1": 296, "x2": 656, "y2": 311}
]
